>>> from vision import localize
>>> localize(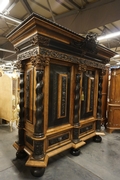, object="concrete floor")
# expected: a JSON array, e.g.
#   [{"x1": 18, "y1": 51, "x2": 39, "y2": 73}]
[{"x1": 0, "y1": 124, "x2": 120, "y2": 180}]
